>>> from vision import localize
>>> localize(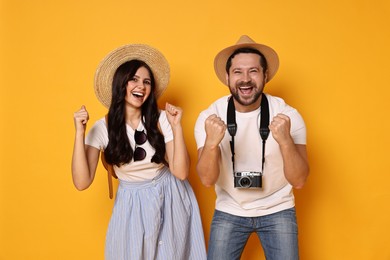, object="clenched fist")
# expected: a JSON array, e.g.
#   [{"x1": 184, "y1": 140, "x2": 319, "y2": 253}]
[
  {"x1": 73, "y1": 105, "x2": 89, "y2": 133},
  {"x1": 165, "y1": 102, "x2": 183, "y2": 127},
  {"x1": 269, "y1": 113, "x2": 293, "y2": 146},
  {"x1": 204, "y1": 114, "x2": 227, "y2": 148}
]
